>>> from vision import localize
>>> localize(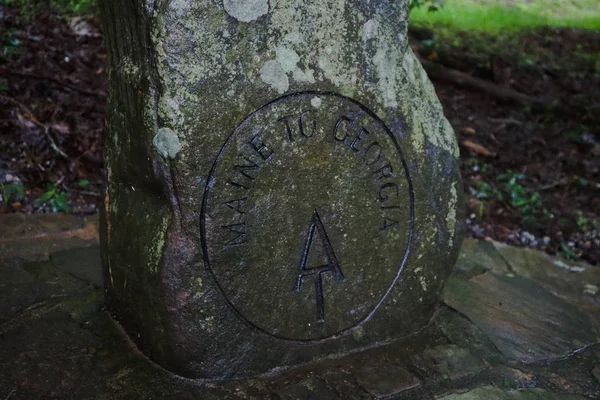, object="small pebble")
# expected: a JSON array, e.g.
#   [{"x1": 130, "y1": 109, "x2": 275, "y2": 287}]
[
  {"x1": 580, "y1": 133, "x2": 596, "y2": 144},
  {"x1": 521, "y1": 231, "x2": 535, "y2": 244}
]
